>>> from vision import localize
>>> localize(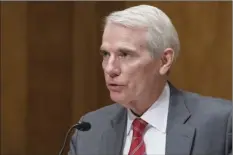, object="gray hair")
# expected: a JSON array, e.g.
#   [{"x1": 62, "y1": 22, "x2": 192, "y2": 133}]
[{"x1": 104, "y1": 5, "x2": 180, "y2": 59}]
